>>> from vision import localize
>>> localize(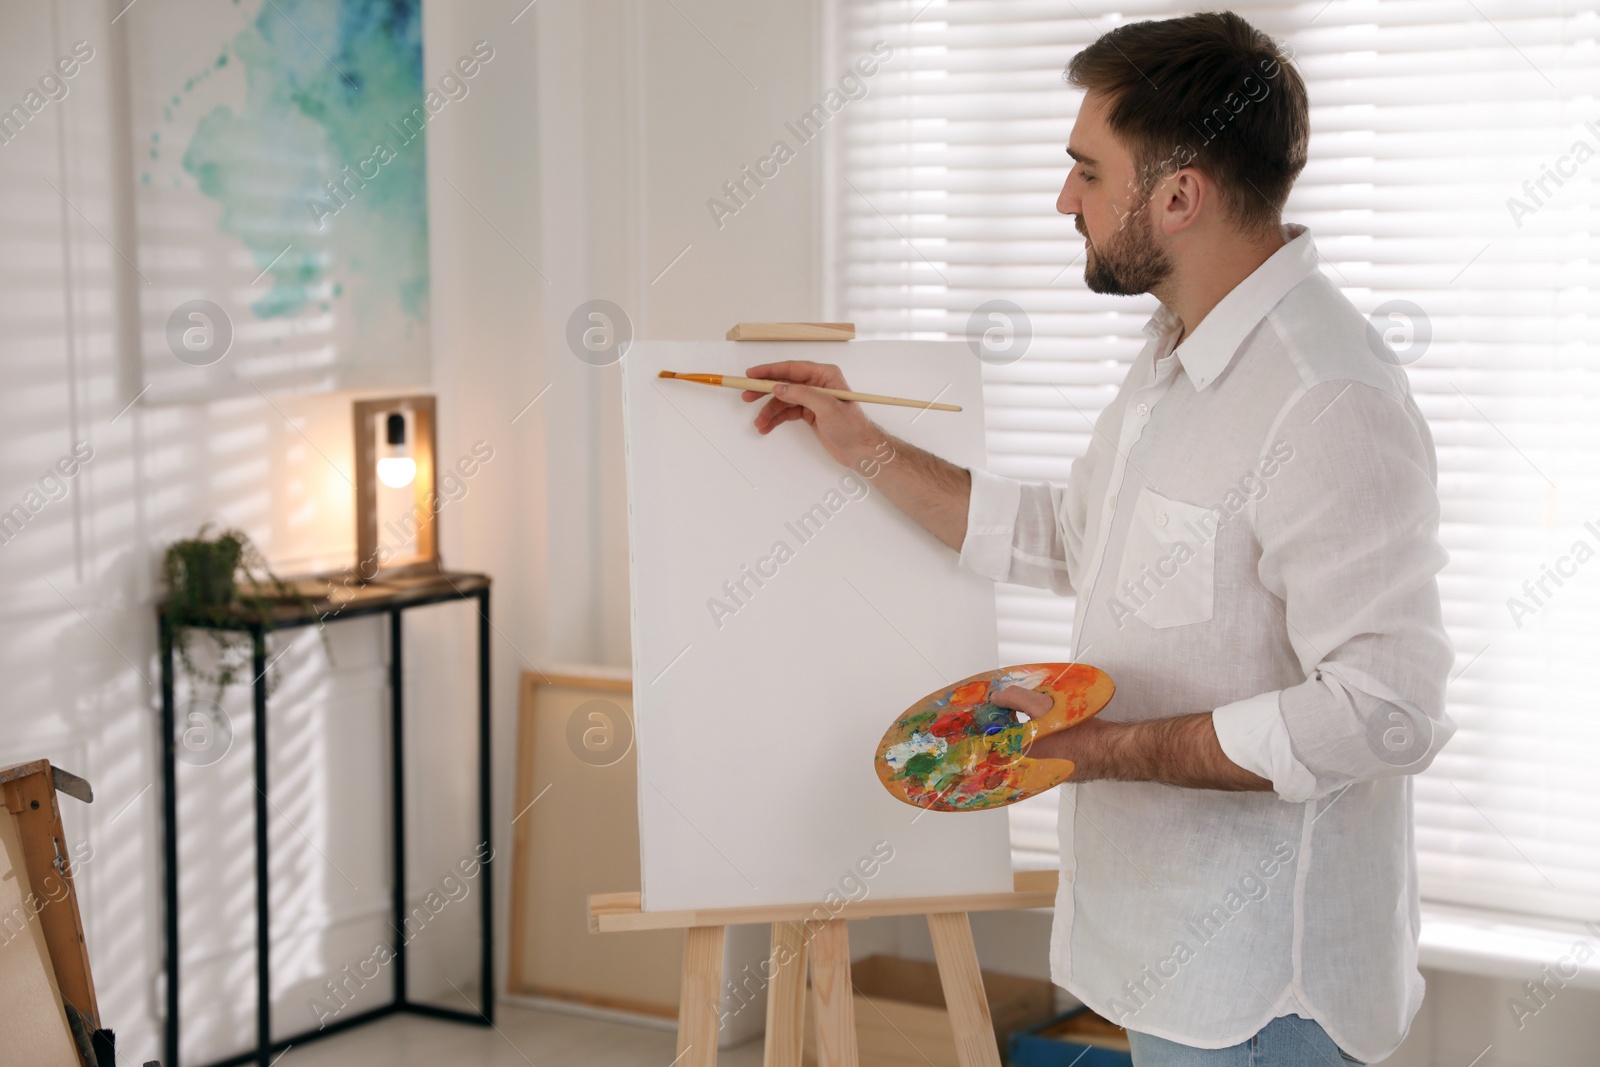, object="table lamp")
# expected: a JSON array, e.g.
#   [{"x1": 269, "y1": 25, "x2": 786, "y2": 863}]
[{"x1": 352, "y1": 395, "x2": 439, "y2": 580}]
